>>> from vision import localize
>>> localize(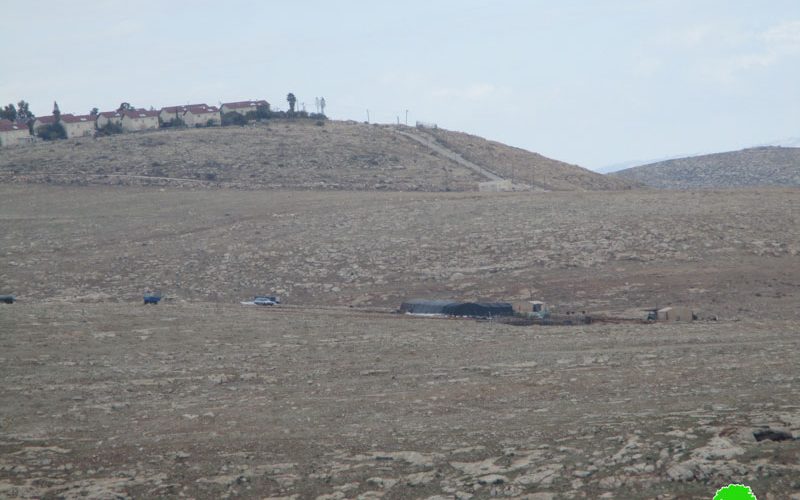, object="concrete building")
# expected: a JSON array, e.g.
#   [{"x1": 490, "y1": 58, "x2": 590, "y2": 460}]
[
  {"x1": 513, "y1": 301, "x2": 547, "y2": 316},
  {"x1": 60, "y1": 114, "x2": 96, "y2": 138},
  {"x1": 0, "y1": 119, "x2": 31, "y2": 147},
  {"x1": 220, "y1": 100, "x2": 269, "y2": 116},
  {"x1": 183, "y1": 105, "x2": 220, "y2": 127},
  {"x1": 646, "y1": 306, "x2": 695, "y2": 322},
  {"x1": 95, "y1": 111, "x2": 123, "y2": 128},
  {"x1": 121, "y1": 110, "x2": 159, "y2": 132},
  {"x1": 656, "y1": 307, "x2": 694, "y2": 322}
]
